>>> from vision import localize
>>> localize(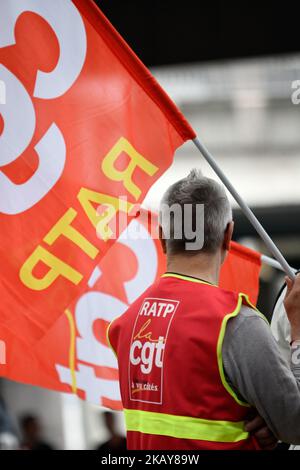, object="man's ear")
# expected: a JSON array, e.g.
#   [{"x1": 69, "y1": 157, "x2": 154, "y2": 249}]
[
  {"x1": 159, "y1": 225, "x2": 167, "y2": 254},
  {"x1": 223, "y1": 221, "x2": 234, "y2": 252}
]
